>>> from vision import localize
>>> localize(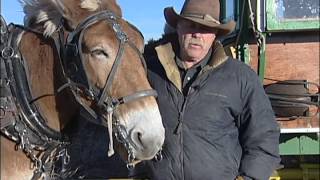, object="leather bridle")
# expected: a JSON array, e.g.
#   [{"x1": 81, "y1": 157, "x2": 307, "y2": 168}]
[{"x1": 56, "y1": 10, "x2": 160, "y2": 168}]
